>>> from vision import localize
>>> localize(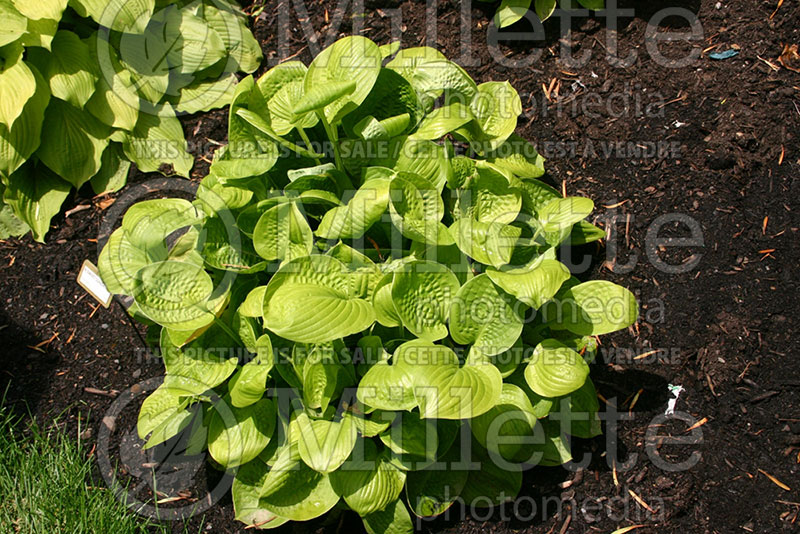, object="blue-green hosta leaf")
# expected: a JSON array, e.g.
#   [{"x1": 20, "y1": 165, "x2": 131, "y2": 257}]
[
  {"x1": 449, "y1": 274, "x2": 524, "y2": 356},
  {"x1": 410, "y1": 342, "x2": 503, "y2": 420},
  {"x1": 232, "y1": 459, "x2": 289, "y2": 529},
  {"x1": 291, "y1": 412, "x2": 357, "y2": 474},
  {"x1": 39, "y1": 31, "x2": 98, "y2": 108},
  {"x1": 38, "y1": 98, "x2": 111, "y2": 188},
  {"x1": 556, "y1": 377, "x2": 601, "y2": 439},
  {"x1": 486, "y1": 259, "x2": 570, "y2": 308},
  {"x1": 462, "y1": 81, "x2": 522, "y2": 153},
  {"x1": 259, "y1": 442, "x2": 340, "y2": 521},
  {"x1": 543, "y1": 280, "x2": 638, "y2": 335},
  {"x1": 524, "y1": 339, "x2": 589, "y2": 397},
  {"x1": 538, "y1": 196, "x2": 594, "y2": 233},
  {"x1": 469, "y1": 383, "x2": 538, "y2": 463},
  {"x1": 316, "y1": 173, "x2": 391, "y2": 240},
  {"x1": 121, "y1": 104, "x2": 193, "y2": 177},
  {"x1": 405, "y1": 449, "x2": 468, "y2": 517},
  {"x1": 0, "y1": 0, "x2": 27, "y2": 47},
  {"x1": 0, "y1": 63, "x2": 49, "y2": 178},
  {"x1": 495, "y1": 0, "x2": 529, "y2": 28},
  {"x1": 410, "y1": 102, "x2": 473, "y2": 140},
  {"x1": 330, "y1": 440, "x2": 405, "y2": 516},
  {"x1": 391, "y1": 261, "x2": 460, "y2": 341},
  {"x1": 303, "y1": 36, "x2": 382, "y2": 124},
  {"x1": 0, "y1": 48, "x2": 35, "y2": 128},
  {"x1": 229, "y1": 335, "x2": 274, "y2": 408},
  {"x1": 379, "y1": 411, "x2": 438, "y2": 471},
  {"x1": 70, "y1": 0, "x2": 154, "y2": 33},
  {"x1": 261, "y1": 256, "x2": 375, "y2": 344},
  {"x1": 252, "y1": 202, "x2": 312, "y2": 262},
  {"x1": 133, "y1": 260, "x2": 216, "y2": 331},
  {"x1": 486, "y1": 134, "x2": 545, "y2": 179},
  {"x1": 2, "y1": 164, "x2": 70, "y2": 243},
  {"x1": 362, "y1": 499, "x2": 414, "y2": 534},
  {"x1": 389, "y1": 171, "x2": 451, "y2": 245},
  {"x1": 450, "y1": 218, "x2": 521, "y2": 268},
  {"x1": 455, "y1": 167, "x2": 521, "y2": 224},
  {"x1": 208, "y1": 398, "x2": 276, "y2": 468}
]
